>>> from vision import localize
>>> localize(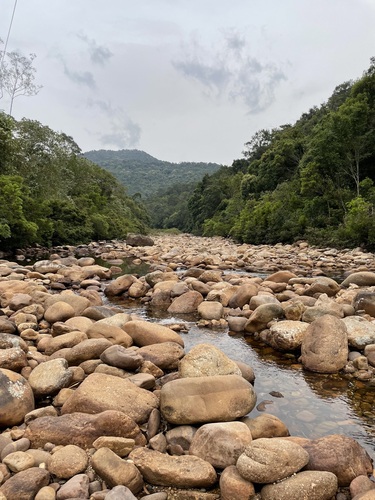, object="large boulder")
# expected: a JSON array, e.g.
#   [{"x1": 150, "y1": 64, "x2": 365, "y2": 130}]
[
  {"x1": 126, "y1": 234, "x2": 154, "y2": 246},
  {"x1": 61, "y1": 373, "x2": 159, "y2": 424},
  {"x1": 343, "y1": 316, "x2": 375, "y2": 349},
  {"x1": 160, "y1": 374, "x2": 256, "y2": 425},
  {"x1": 300, "y1": 315, "x2": 348, "y2": 373},
  {"x1": 341, "y1": 272, "x2": 375, "y2": 287},
  {"x1": 265, "y1": 320, "x2": 309, "y2": 351}
]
